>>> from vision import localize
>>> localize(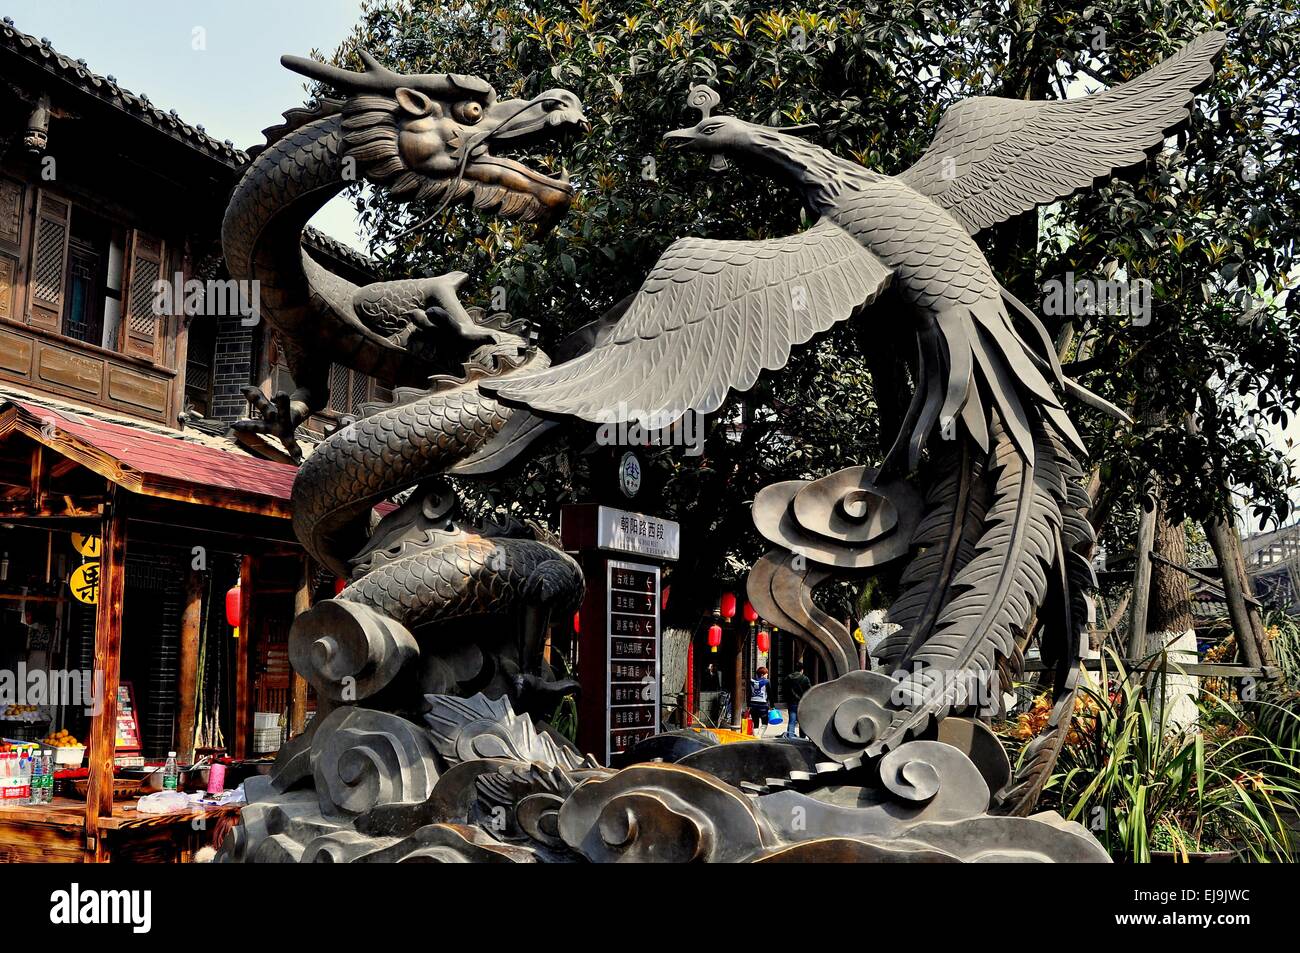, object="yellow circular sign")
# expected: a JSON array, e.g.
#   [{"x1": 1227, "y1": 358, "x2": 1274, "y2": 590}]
[
  {"x1": 69, "y1": 561, "x2": 101, "y2": 605},
  {"x1": 72, "y1": 533, "x2": 101, "y2": 558}
]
